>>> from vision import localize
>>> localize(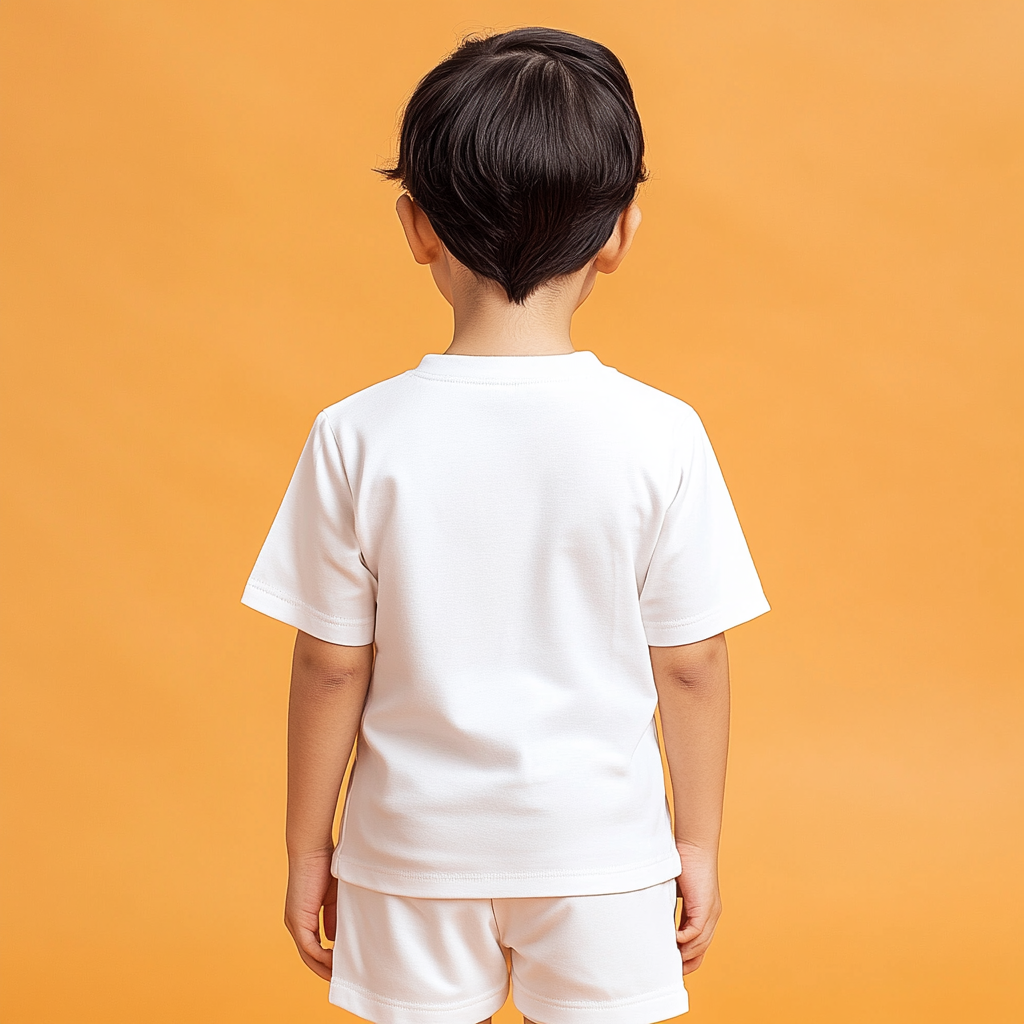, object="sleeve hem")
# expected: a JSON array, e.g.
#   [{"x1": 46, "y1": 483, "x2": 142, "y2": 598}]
[
  {"x1": 240, "y1": 581, "x2": 376, "y2": 646},
  {"x1": 643, "y1": 595, "x2": 771, "y2": 647}
]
